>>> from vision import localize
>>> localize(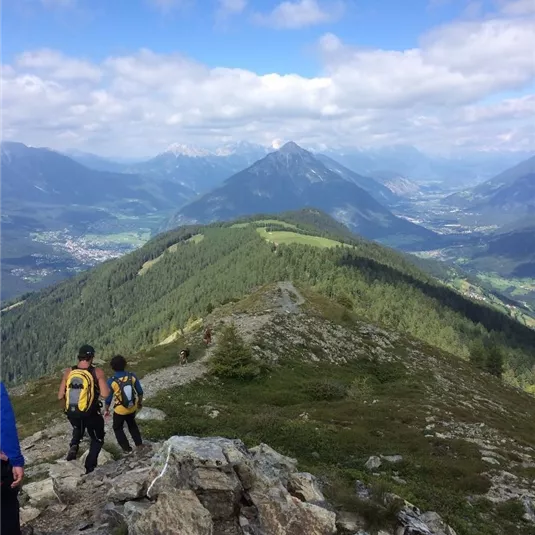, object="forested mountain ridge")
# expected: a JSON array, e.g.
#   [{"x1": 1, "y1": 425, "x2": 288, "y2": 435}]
[{"x1": 2, "y1": 210, "x2": 535, "y2": 390}]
